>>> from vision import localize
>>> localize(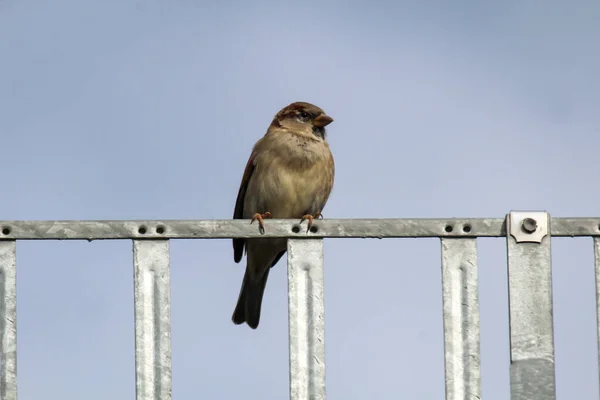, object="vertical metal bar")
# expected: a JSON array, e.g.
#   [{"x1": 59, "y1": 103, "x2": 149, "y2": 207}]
[
  {"x1": 506, "y1": 212, "x2": 556, "y2": 399},
  {"x1": 0, "y1": 241, "x2": 17, "y2": 400},
  {"x1": 440, "y1": 238, "x2": 481, "y2": 400},
  {"x1": 133, "y1": 240, "x2": 172, "y2": 400},
  {"x1": 287, "y1": 239, "x2": 326, "y2": 400},
  {"x1": 594, "y1": 237, "x2": 600, "y2": 392}
]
